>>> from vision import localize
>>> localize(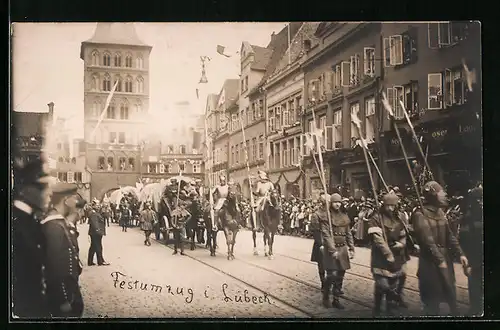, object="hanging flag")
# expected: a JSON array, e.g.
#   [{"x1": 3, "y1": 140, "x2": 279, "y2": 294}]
[
  {"x1": 217, "y1": 45, "x2": 231, "y2": 58},
  {"x1": 462, "y1": 58, "x2": 477, "y2": 92},
  {"x1": 304, "y1": 133, "x2": 315, "y2": 151},
  {"x1": 196, "y1": 88, "x2": 199, "y2": 100}
]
